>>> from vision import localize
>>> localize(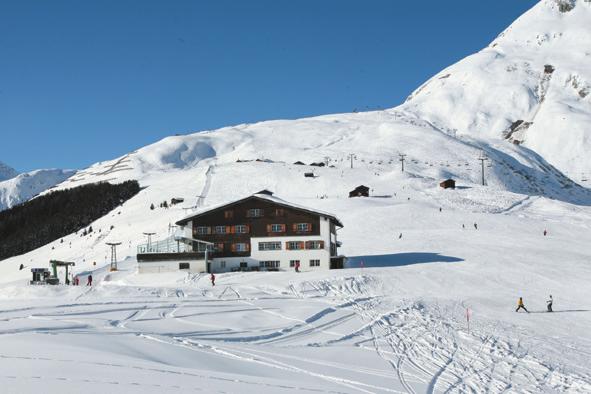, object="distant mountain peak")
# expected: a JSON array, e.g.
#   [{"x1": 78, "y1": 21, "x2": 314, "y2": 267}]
[{"x1": 0, "y1": 161, "x2": 18, "y2": 181}]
